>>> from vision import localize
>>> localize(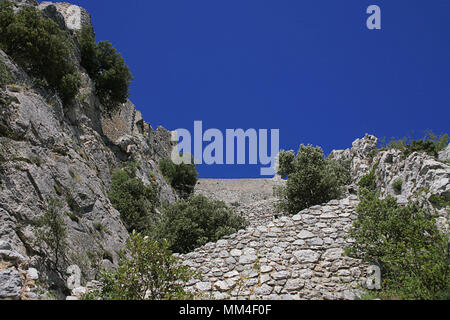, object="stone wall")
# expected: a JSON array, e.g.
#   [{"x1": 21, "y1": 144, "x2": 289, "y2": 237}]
[
  {"x1": 178, "y1": 196, "x2": 368, "y2": 300},
  {"x1": 194, "y1": 179, "x2": 284, "y2": 227}
]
